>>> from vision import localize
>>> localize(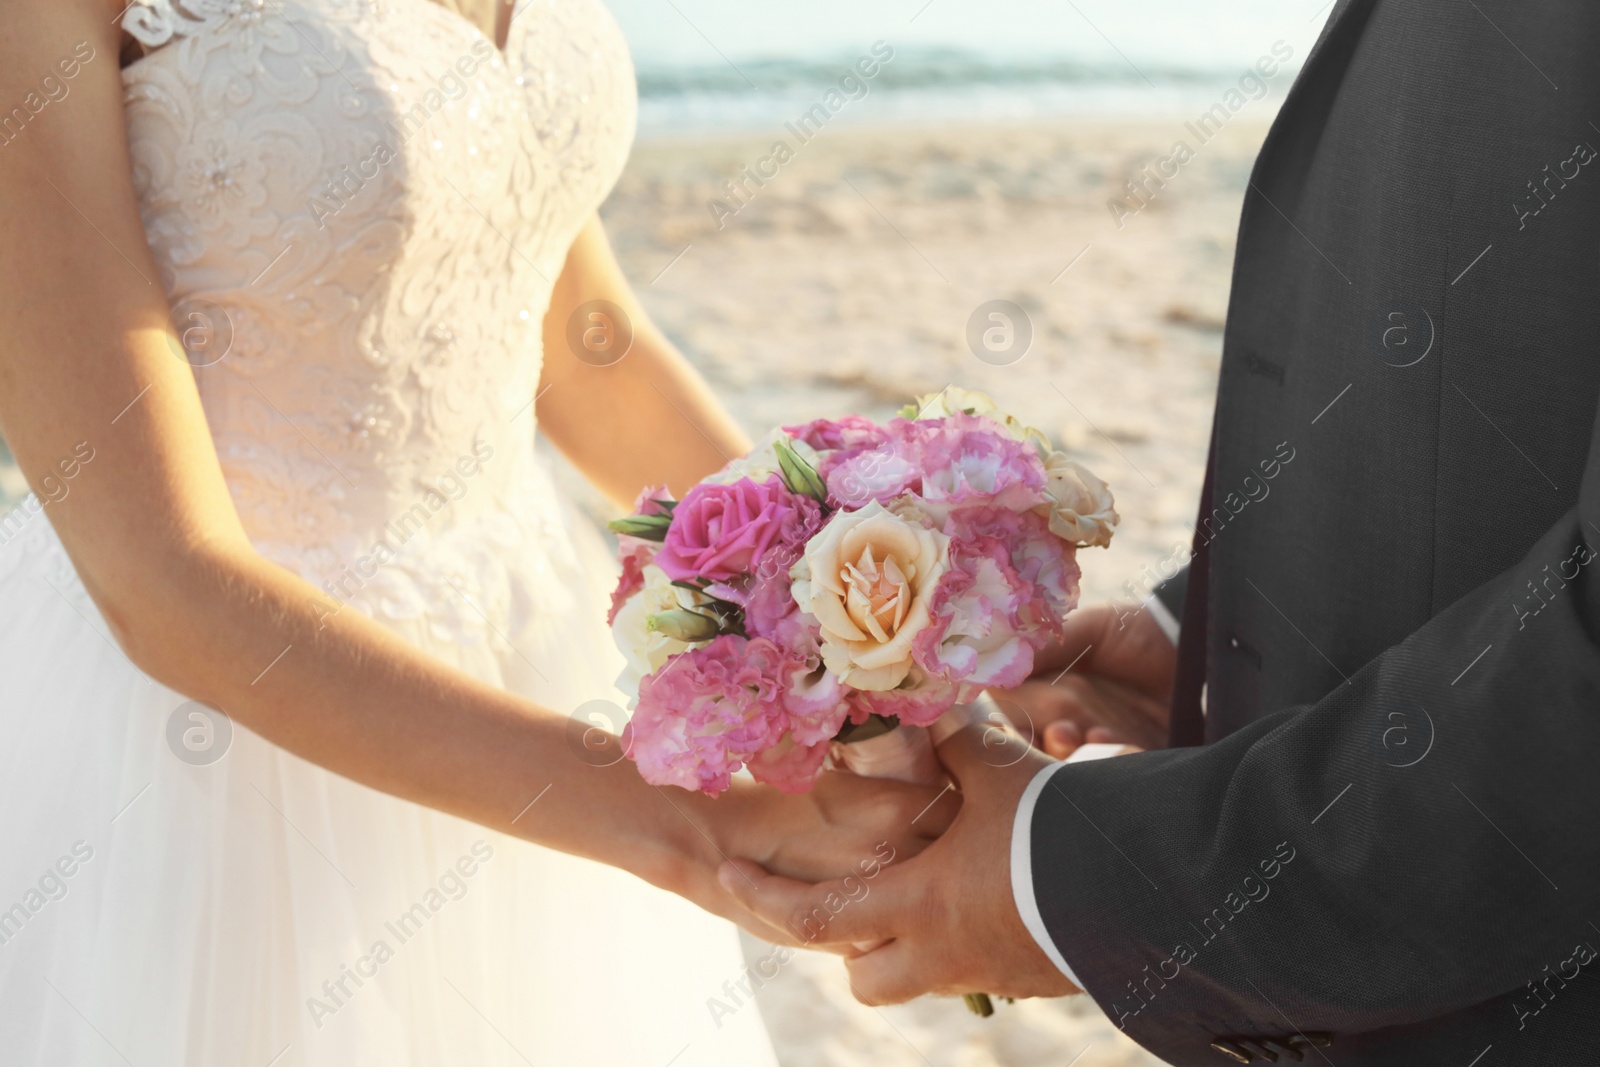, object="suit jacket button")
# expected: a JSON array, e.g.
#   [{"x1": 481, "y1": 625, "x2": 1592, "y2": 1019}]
[
  {"x1": 1260, "y1": 1038, "x2": 1301, "y2": 1061},
  {"x1": 1211, "y1": 1039, "x2": 1253, "y2": 1063},
  {"x1": 1237, "y1": 1039, "x2": 1279, "y2": 1062}
]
